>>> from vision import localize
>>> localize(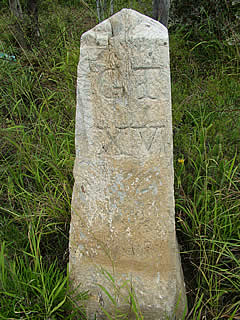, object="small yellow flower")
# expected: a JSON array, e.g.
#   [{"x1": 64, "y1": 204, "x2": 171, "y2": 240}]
[{"x1": 178, "y1": 158, "x2": 185, "y2": 164}]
